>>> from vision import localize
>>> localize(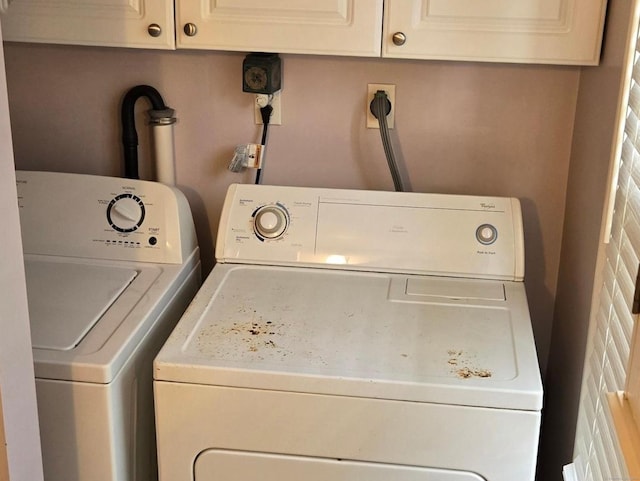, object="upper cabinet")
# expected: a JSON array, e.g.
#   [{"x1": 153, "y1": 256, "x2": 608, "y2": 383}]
[
  {"x1": 176, "y1": 1, "x2": 383, "y2": 57},
  {"x1": 0, "y1": 0, "x2": 176, "y2": 49},
  {"x1": 0, "y1": 0, "x2": 607, "y2": 65},
  {"x1": 383, "y1": 0, "x2": 607, "y2": 65}
]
